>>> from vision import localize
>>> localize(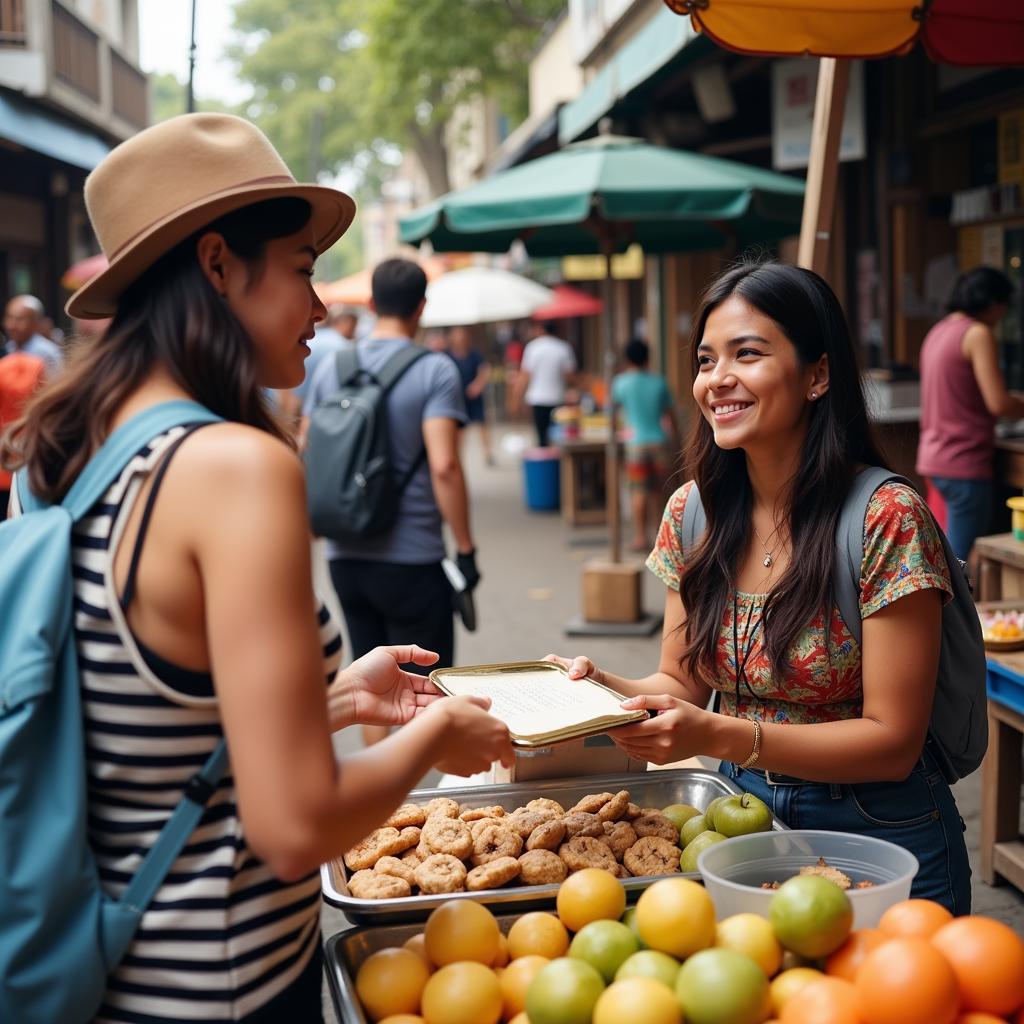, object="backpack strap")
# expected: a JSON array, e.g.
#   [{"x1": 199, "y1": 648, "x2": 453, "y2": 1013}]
[
  {"x1": 334, "y1": 346, "x2": 361, "y2": 389},
  {"x1": 834, "y1": 467, "x2": 909, "y2": 645},
  {"x1": 119, "y1": 738, "x2": 228, "y2": 913},
  {"x1": 376, "y1": 343, "x2": 430, "y2": 392}
]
